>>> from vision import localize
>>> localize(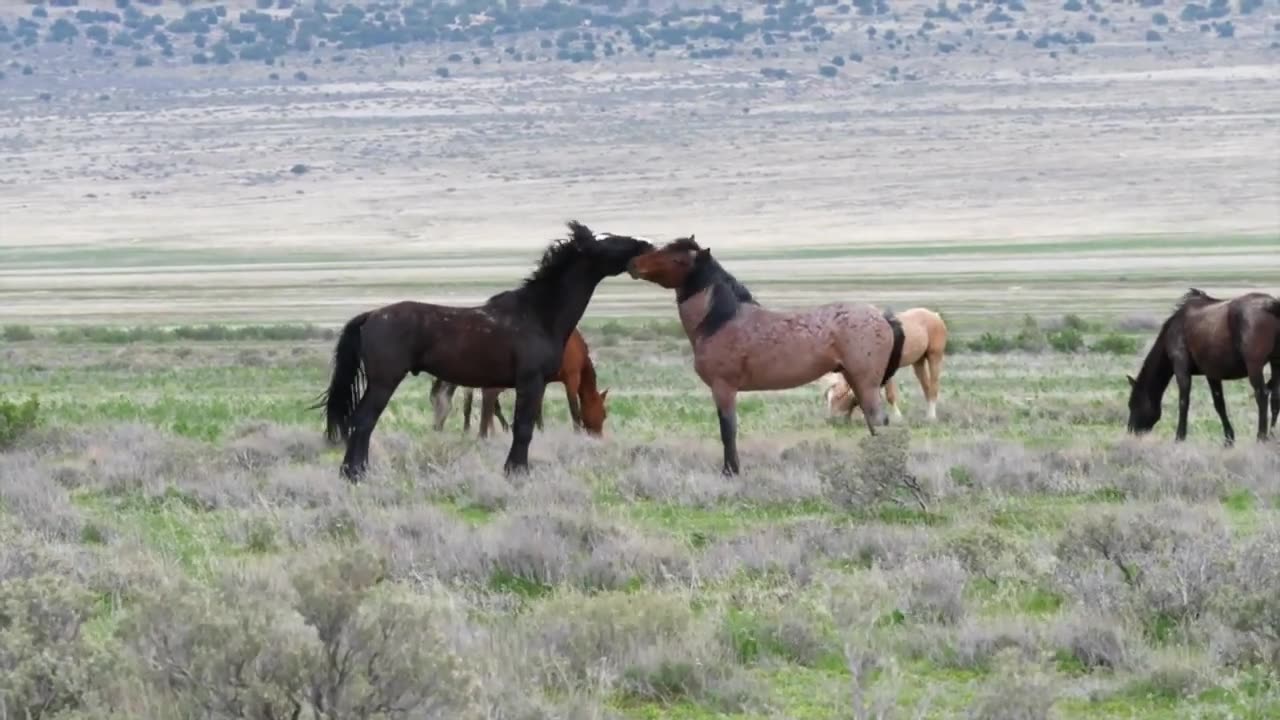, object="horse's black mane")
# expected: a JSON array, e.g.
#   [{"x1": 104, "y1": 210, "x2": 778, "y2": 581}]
[
  {"x1": 1133, "y1": 288, "x2": 1216, "y2": 395},
  {"x1": 519, "y1": 221, "x2": 596, "y2": 291},
  {"x1": 1174, "y1": 287, "x2": 1219, "y2": 313},
  {"x1": 669, "y1": 237, "x2": 757, "y2": 338}
]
